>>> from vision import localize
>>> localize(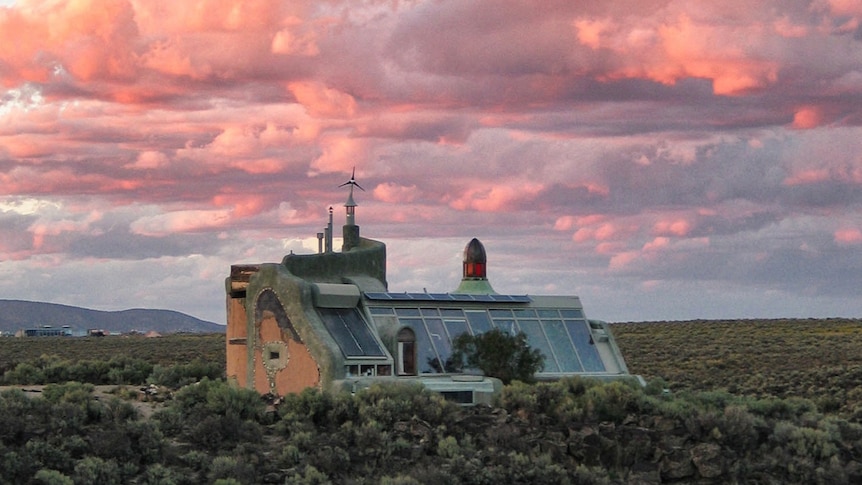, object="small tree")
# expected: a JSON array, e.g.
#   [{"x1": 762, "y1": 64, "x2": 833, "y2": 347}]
[{"x1": 451, "y1": 329, "x2": 544, "y2": 384}]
